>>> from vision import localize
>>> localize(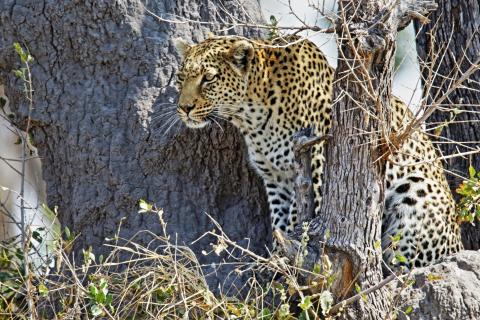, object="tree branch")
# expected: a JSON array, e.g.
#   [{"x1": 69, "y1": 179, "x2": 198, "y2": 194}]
[{"x1": 395, "y1": 1, "x2": 438, "y2": 31}]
